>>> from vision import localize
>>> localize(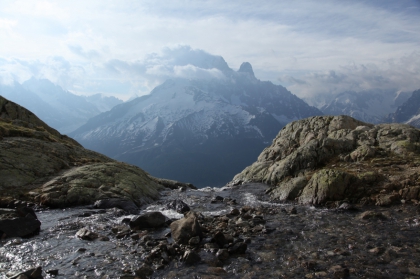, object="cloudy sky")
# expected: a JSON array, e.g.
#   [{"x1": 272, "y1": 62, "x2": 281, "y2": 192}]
[{"x1": 0, "y1": 0, "x2": 419, "y2": 100}]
